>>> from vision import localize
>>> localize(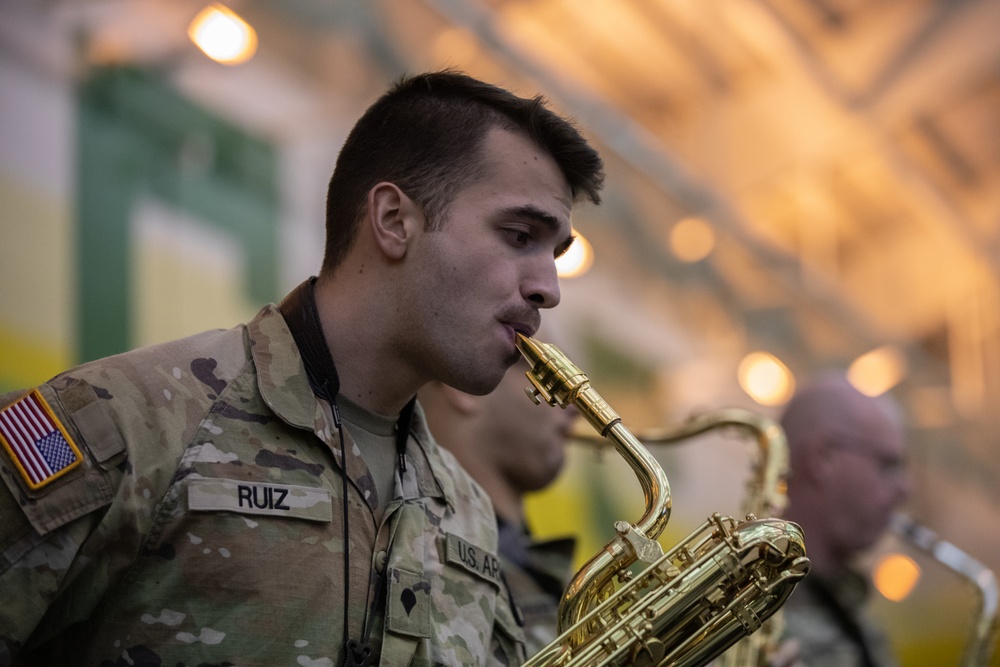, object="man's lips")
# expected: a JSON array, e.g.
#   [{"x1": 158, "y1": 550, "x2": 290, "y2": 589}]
[
  {"x1": 501, "y1": 316, "x2": 539, "y2": 340},
  {"x1": 500, "y1": 323, "x2": 521, "y2": 345}
]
